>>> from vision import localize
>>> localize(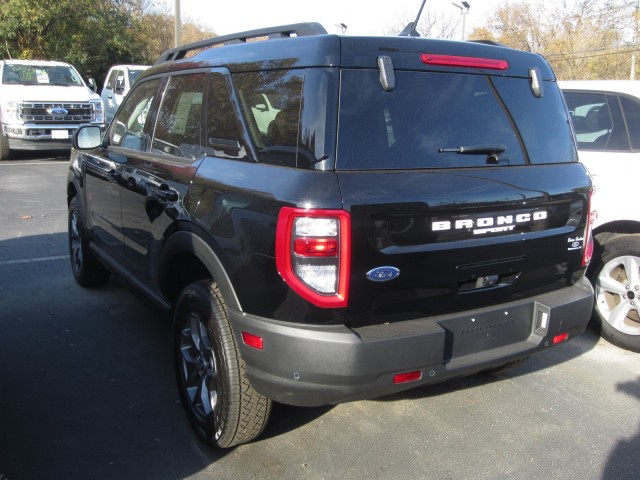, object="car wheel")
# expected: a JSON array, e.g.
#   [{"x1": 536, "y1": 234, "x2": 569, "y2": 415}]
[
  {"x1": 174, "y1": 280, "x2": 272, "y2": 448},
  {"x1": 0, "y1": 131, "x2": 11, "y2": 160},
  {"x1": 68, "y1": 196, "x2": 110, "y2": 287},
  {"x1": 591, "y1": 236, "x2": 640, "y2": 352}
]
